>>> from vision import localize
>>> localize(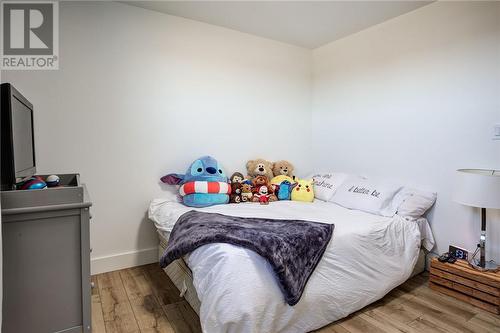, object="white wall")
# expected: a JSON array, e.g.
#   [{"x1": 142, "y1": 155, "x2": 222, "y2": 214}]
[
  {"x1": 3, "y1": 1, "x2": 499, "y2": 274},
  {"x1": 2, "y1": 1, "x2": 312, "y2": 273},
  {"x1": 312, "y1": 2, "x2": 500, "y2": 261}
]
